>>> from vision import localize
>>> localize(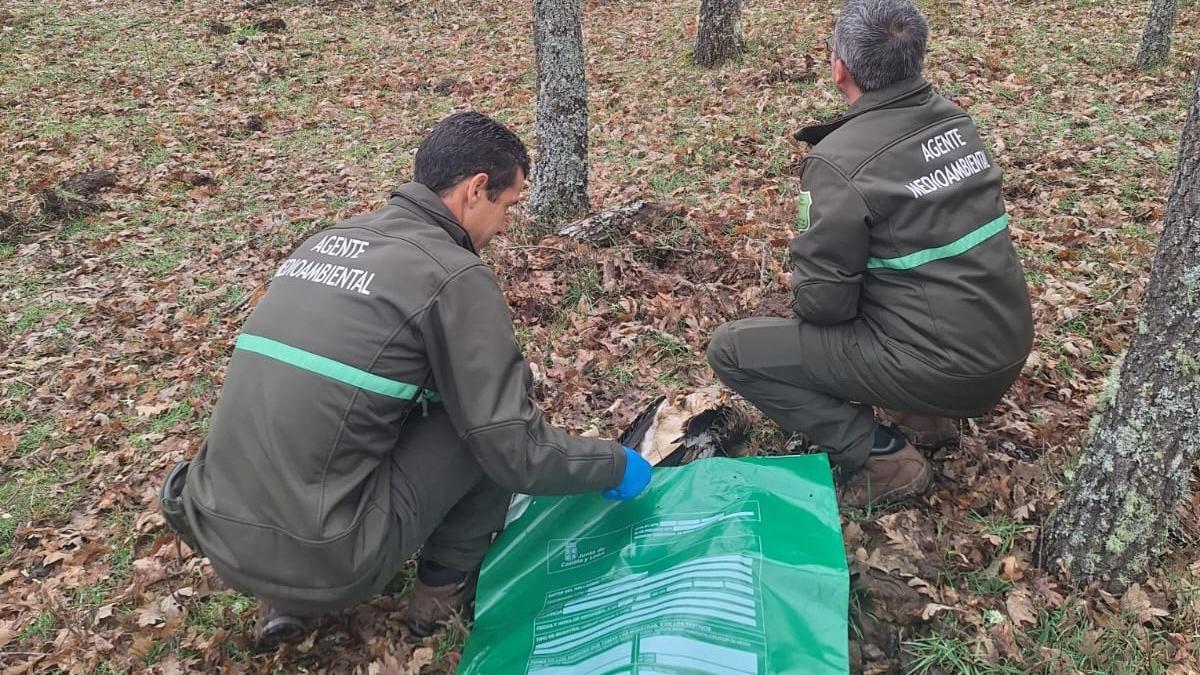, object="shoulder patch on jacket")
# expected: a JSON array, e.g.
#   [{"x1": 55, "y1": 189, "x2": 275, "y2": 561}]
[{"x1": 796, "y1": 190, "x2": 813, "y2": 232}]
